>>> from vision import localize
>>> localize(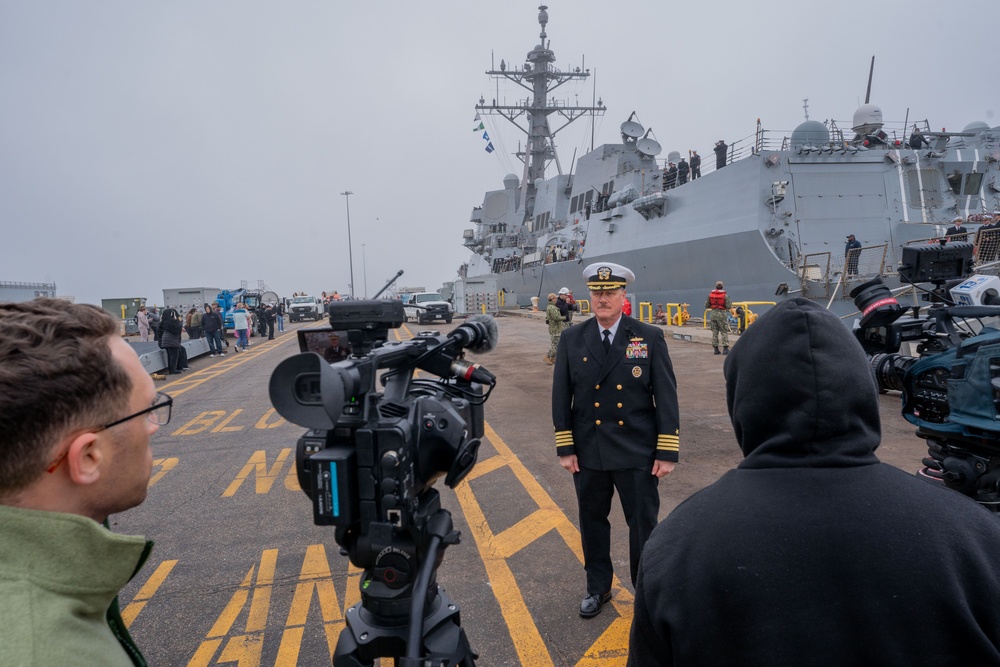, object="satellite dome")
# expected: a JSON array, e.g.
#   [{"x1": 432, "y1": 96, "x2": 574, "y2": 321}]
[
  {"x1": 503, "y1": 173, "x2": 519, "y2": 189},
  {"x1": 963, "y1": 121, "x2": 990, "y2": 134},
  {"x1": 791, "y1": 120, "x2": 830, "y2": 147},
  {"x1": 852, "y1": 104, "x2": 883, "y2": 135},
  {"x1": 666, "y1": 150, "x2": 681, "y2": 164}
]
